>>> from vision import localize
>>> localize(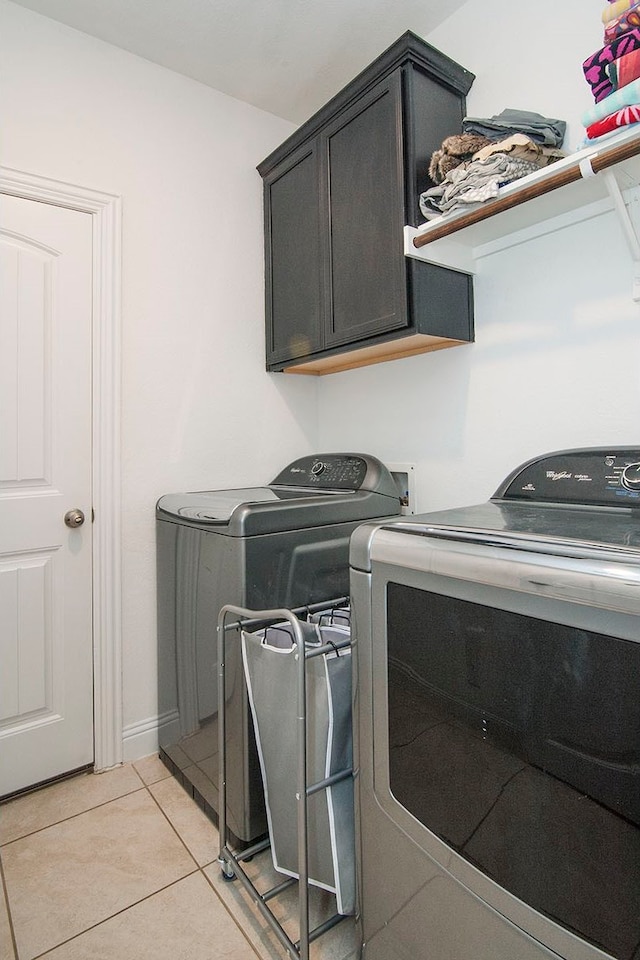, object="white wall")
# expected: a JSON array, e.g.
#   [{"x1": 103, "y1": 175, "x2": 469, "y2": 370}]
[
  {"x1": 3, "y1": 0, "x2": 640, "y2": 762},
  {"x1": 317, "y1": 0, "x2": 640, "y2": 511},
  {"x1": 0, "y1": 0, "x2": 318, "y2": 758}
]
